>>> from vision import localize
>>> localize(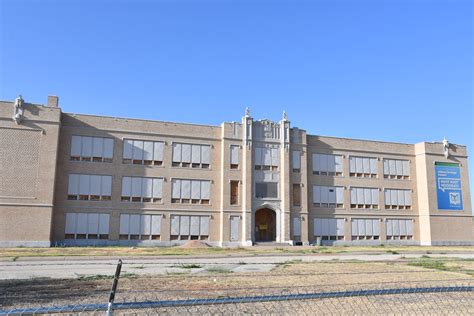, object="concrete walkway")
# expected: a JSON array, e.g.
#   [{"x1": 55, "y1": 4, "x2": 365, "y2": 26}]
[{"x1": 0, "y1": 253, "x2": 472, "y2": 280}]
